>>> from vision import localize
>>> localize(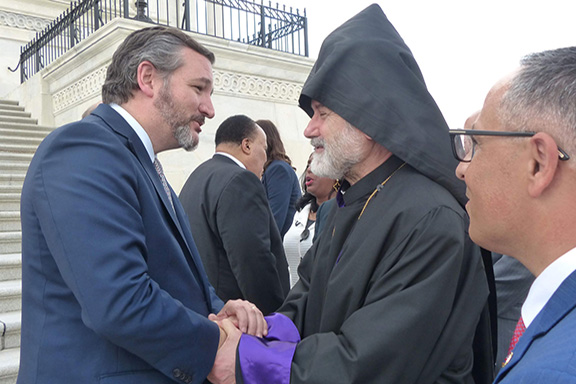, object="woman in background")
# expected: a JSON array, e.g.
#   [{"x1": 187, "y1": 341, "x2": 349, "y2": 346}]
[
  {"x1": 283, "y1": 155, "x2": 337, "y2": 286},
  {"x1": 257, "y1": 119, "x2": 301, "y2": 239}
]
